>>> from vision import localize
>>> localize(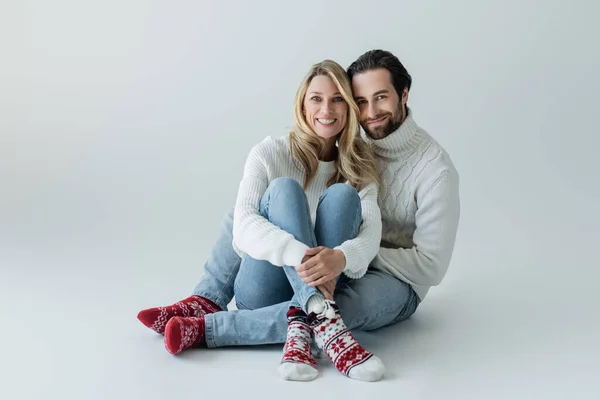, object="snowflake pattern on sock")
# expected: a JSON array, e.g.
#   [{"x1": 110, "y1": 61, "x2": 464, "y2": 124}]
[
  {"x1": 280, "y1": 307, "x2": 317, "y2": 369},
  {"x1": 137, "y1": 295, "x2": 221, "y2": 334},
  {"x1": 164, "y1": 316, "x2": 206, "y2": 354},
  {"x1": 308, "y1": 301, "x2": 373, "y2": 376}
]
